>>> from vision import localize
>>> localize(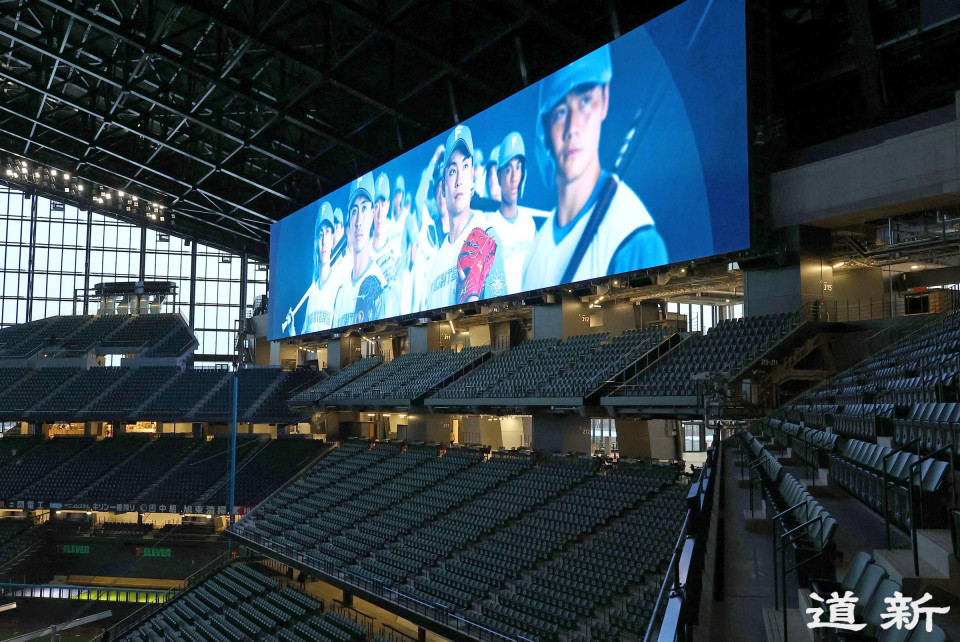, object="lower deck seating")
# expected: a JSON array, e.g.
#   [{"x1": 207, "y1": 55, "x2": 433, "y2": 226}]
[
  {"x1": 232, "y1": 440, "x2": 685, "y2": 641},
  {"x1": 115, "y1": 562, "x2": 372, "y2": 642}
]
